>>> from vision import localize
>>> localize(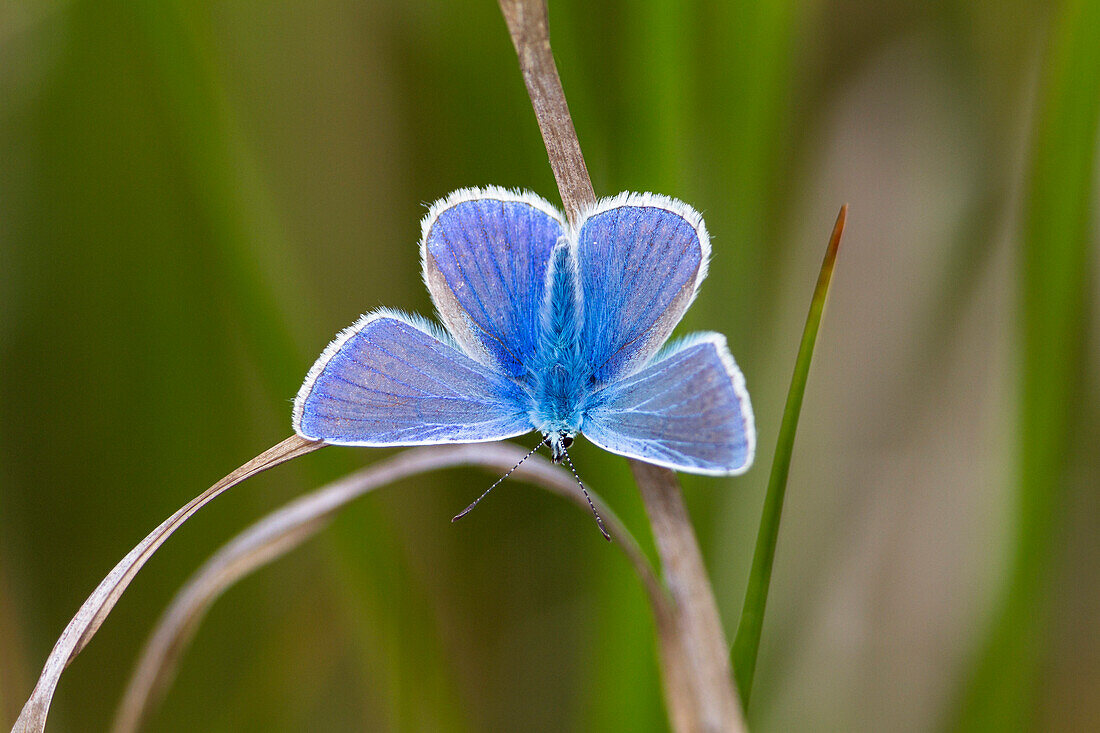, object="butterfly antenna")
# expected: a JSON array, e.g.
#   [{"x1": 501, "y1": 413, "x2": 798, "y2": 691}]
[
  {"x1": 452, "y1": 437, "x2": 549, "y2": 522},
  {"x1": 561, "y1": 448, "x2": 611, "y2": 542}
]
